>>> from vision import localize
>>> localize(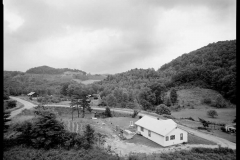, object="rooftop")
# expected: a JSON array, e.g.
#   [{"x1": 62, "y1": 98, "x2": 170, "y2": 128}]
[{"x1": 135, "y1": 116, "x2": 177, "y2": 136}]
